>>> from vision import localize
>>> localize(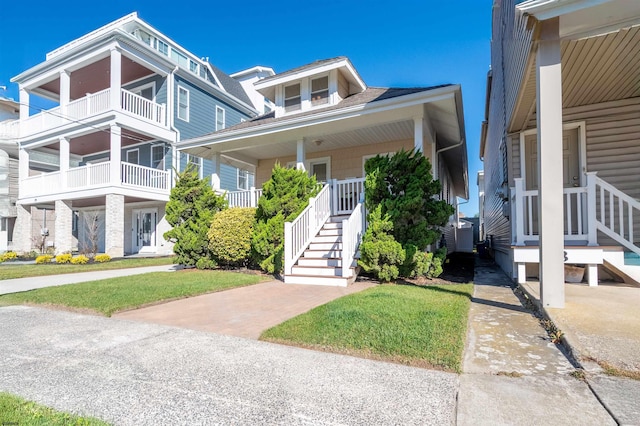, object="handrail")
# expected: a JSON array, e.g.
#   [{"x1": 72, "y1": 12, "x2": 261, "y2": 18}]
[
  {"x1": 341, "y1": 200, "x2": 366, "y2": 277},
  {"x1": 226, "y1": 187, "x2": 263, "y2": 208},
  {"x1": 283, "y1": 184, "x2": 331, "y2": 275}
]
